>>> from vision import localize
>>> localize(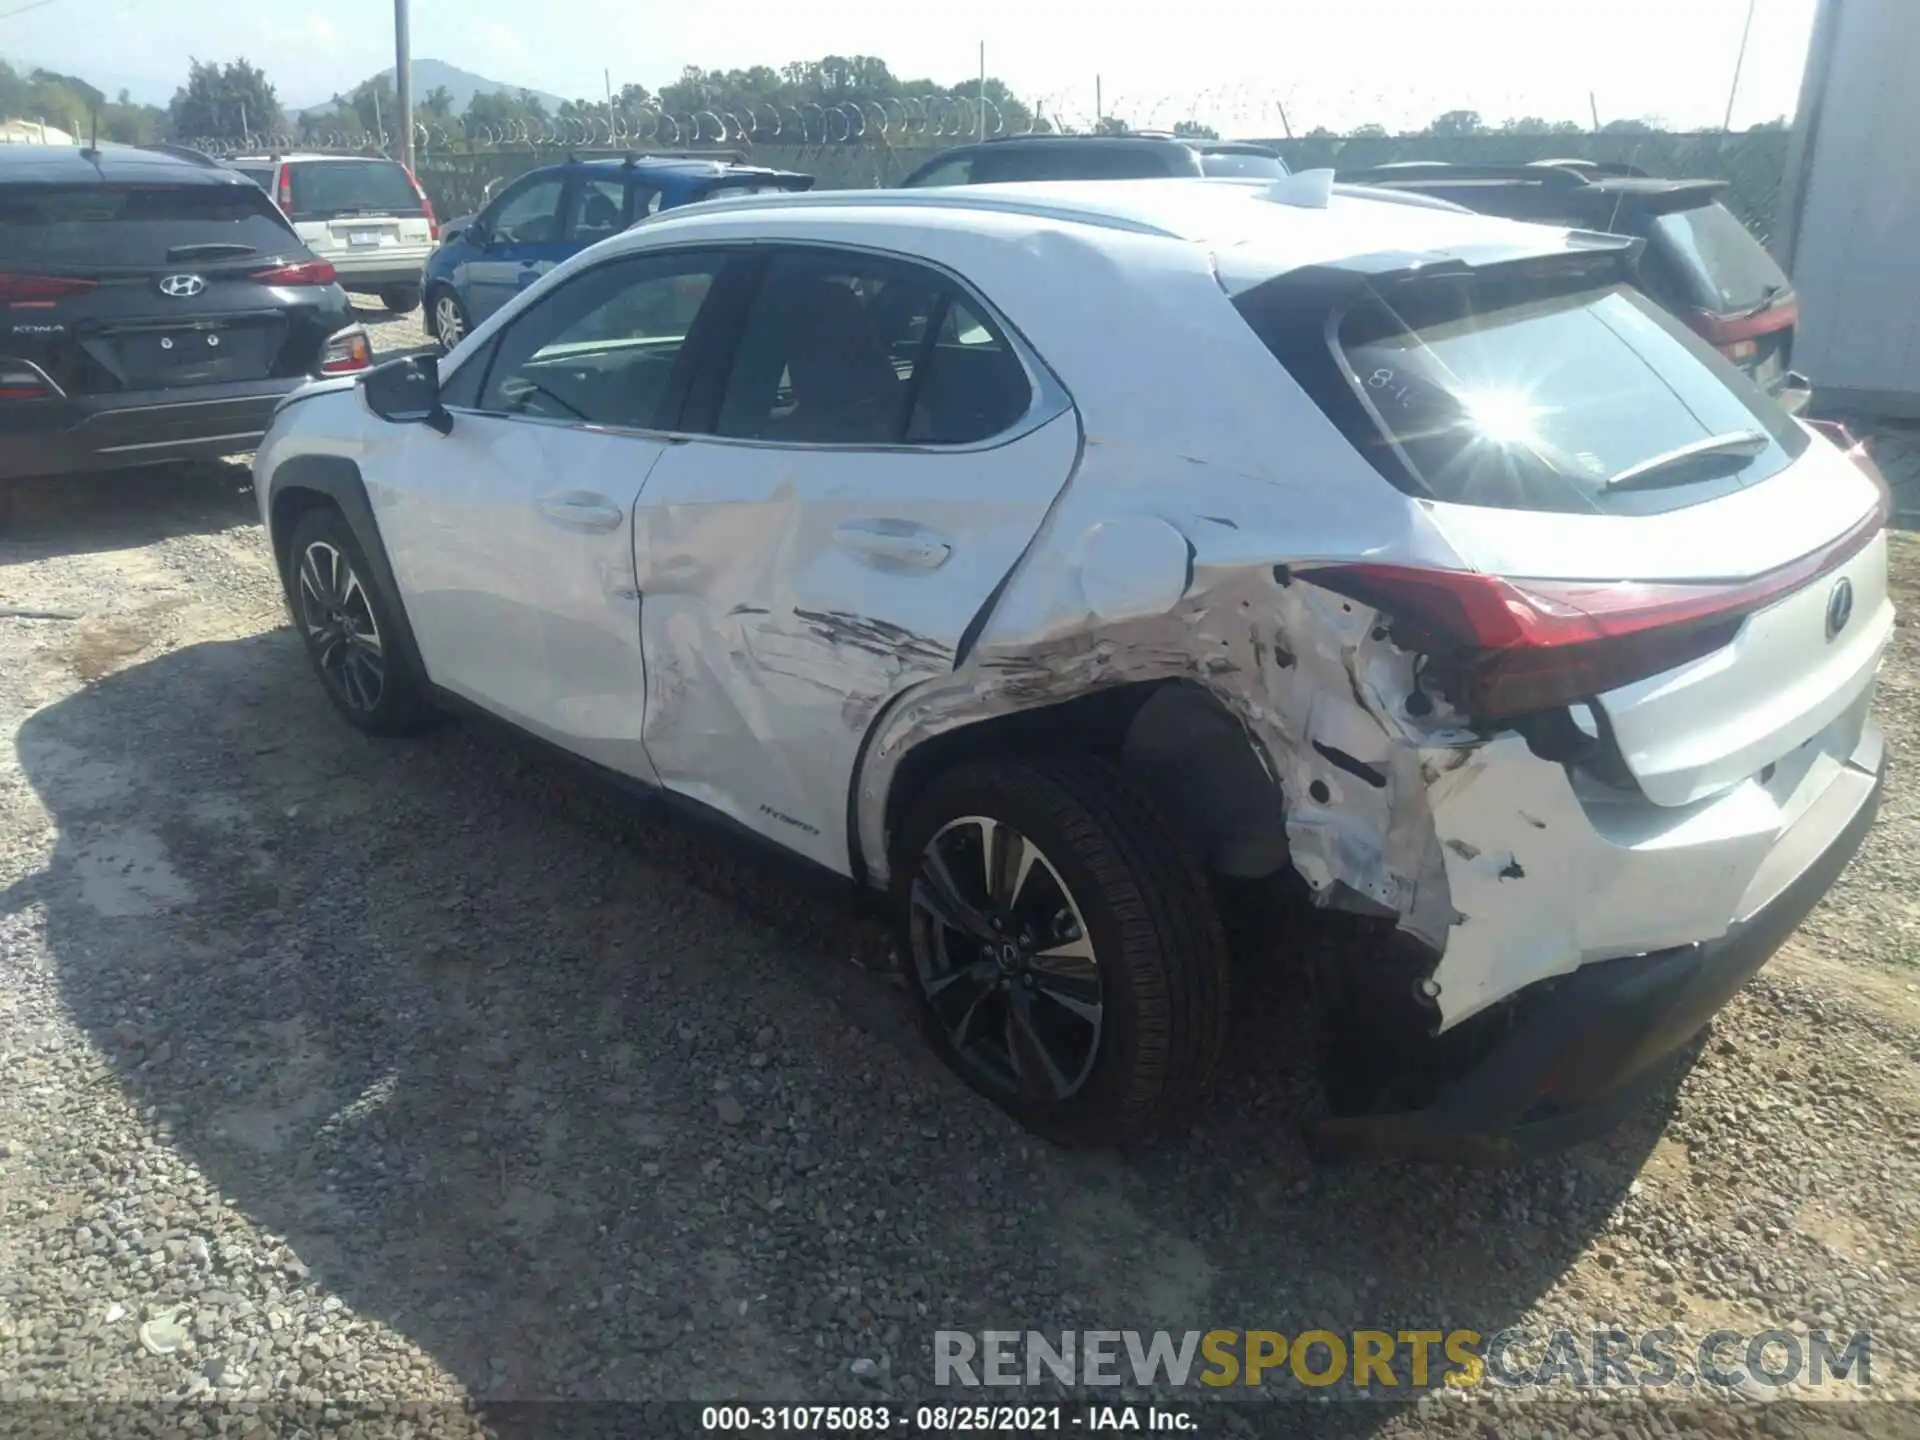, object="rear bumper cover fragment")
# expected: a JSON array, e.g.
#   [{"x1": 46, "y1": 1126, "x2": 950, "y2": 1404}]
[{"x1": 1309, "y1": 722, "x2": 1884, "y2": 1165}]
